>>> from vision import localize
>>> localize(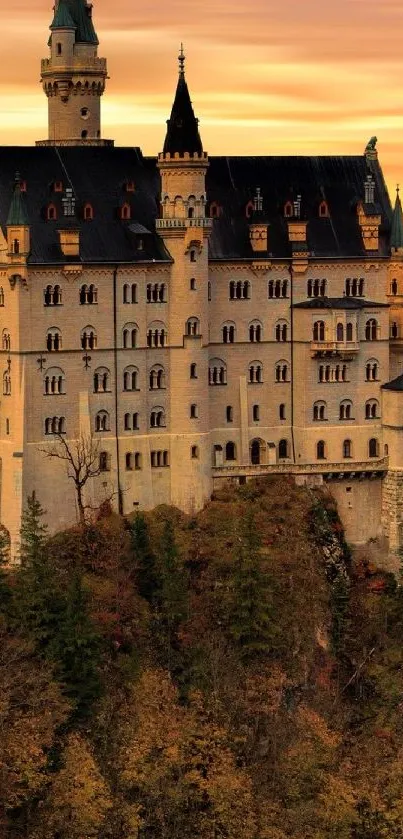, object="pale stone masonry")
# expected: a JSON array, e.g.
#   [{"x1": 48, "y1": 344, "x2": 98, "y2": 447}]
[{"x1": 2, "y1": 0, "x2": 403, "y2": 561}]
